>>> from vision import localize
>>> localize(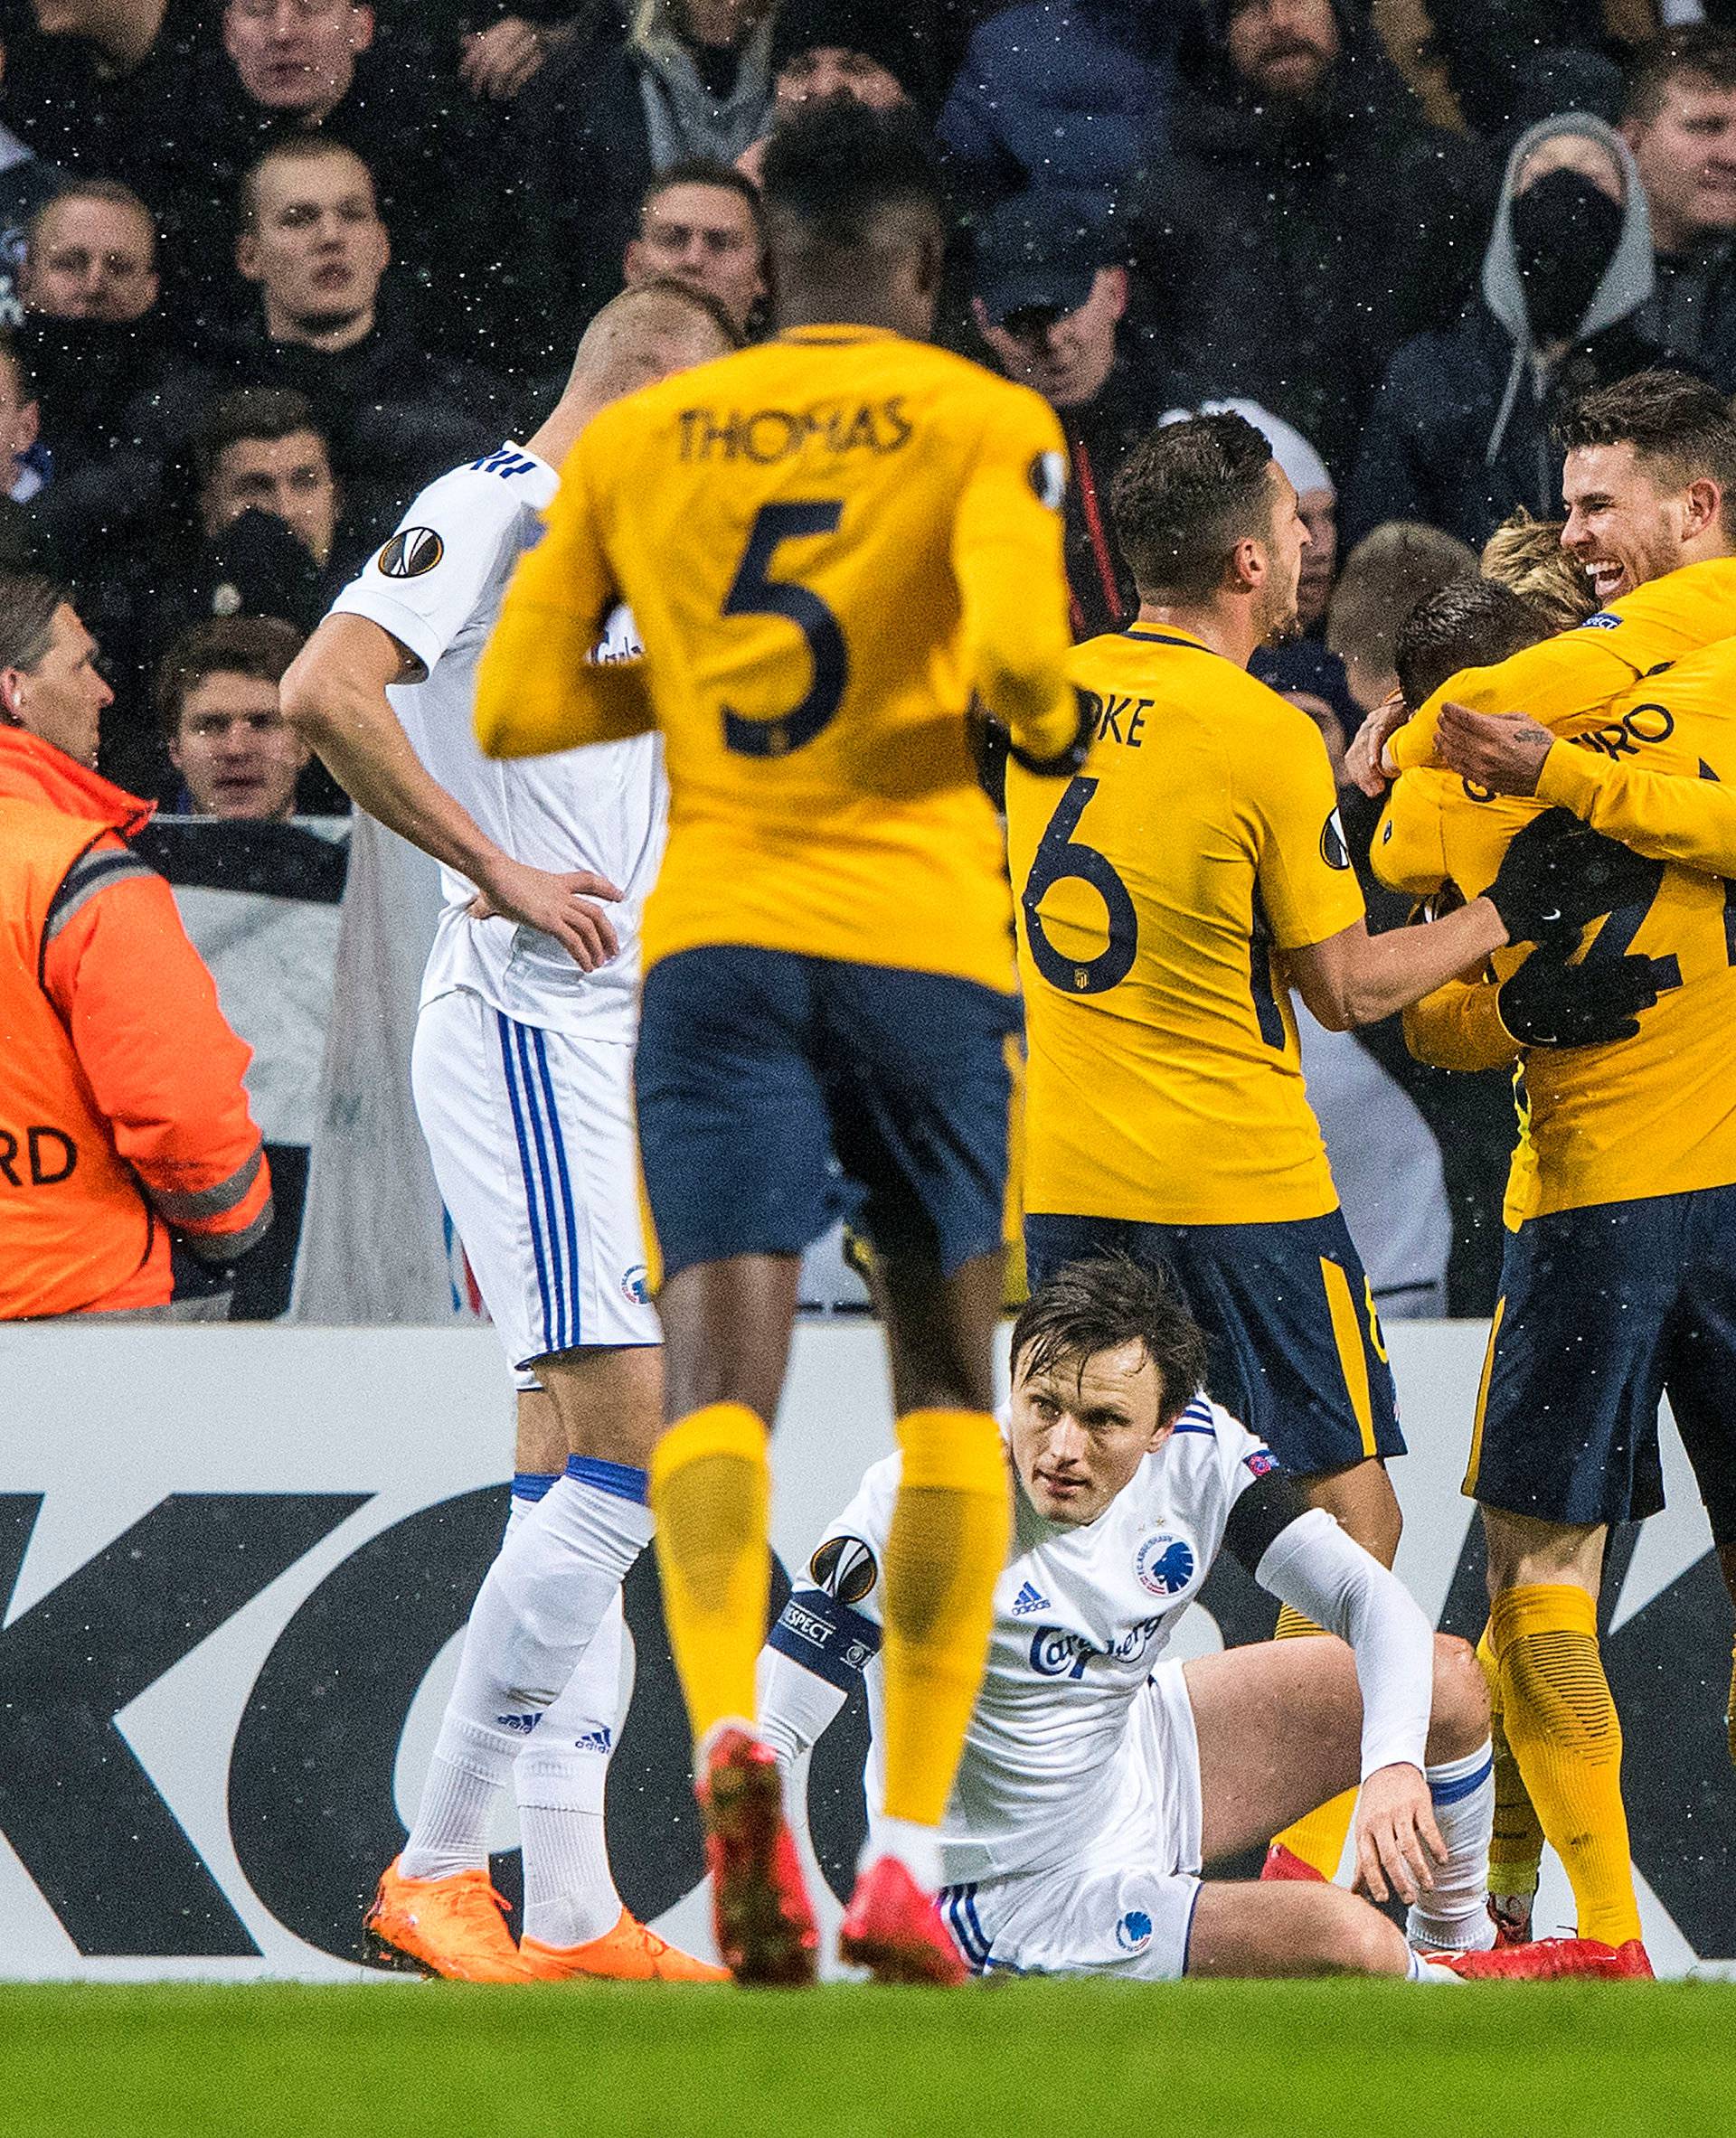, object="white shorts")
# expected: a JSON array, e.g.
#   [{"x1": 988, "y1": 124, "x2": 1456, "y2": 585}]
[
  {"x1": 411, "y1": 987, "x2": 659, "y2": 1385},
  {"x1": 940, "y1": 1661, "x2": 1204, "y2": 1981}
]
